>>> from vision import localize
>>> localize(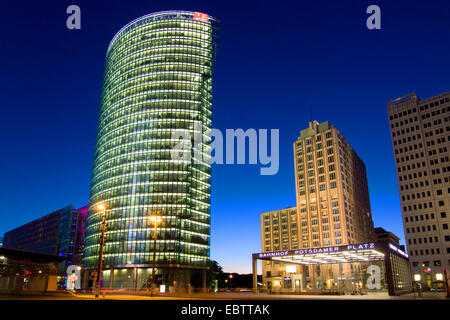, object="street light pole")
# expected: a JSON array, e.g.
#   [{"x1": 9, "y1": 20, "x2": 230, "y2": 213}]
[
  {"x1": 94, "y1": 204, "x2": 107, "y2": 298},
  {"x1": 149, "y1": 214, "x2": 162, "y2": 297},
  {"x1": 444, "y1": 269, "x2": 450, "y2": 298}
]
